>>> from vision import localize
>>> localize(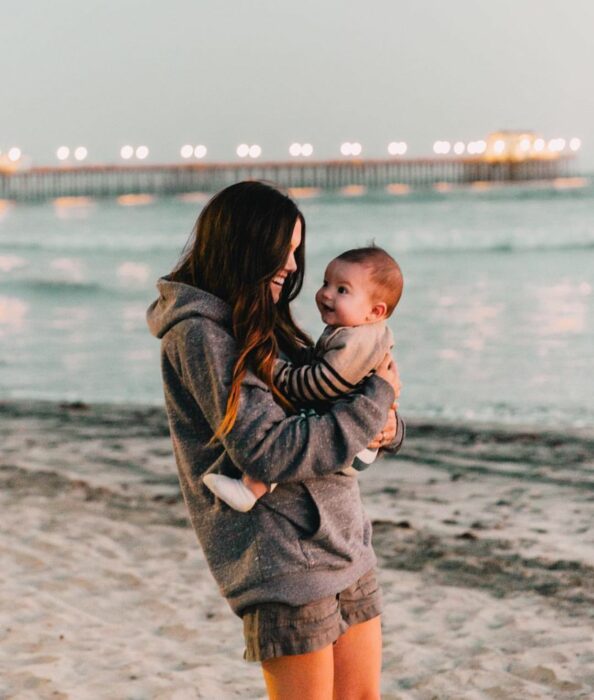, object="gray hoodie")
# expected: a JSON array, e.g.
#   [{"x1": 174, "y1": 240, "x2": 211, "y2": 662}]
[{"x1": 147, "y1": 276, "x2": 402, "y2": 615}]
